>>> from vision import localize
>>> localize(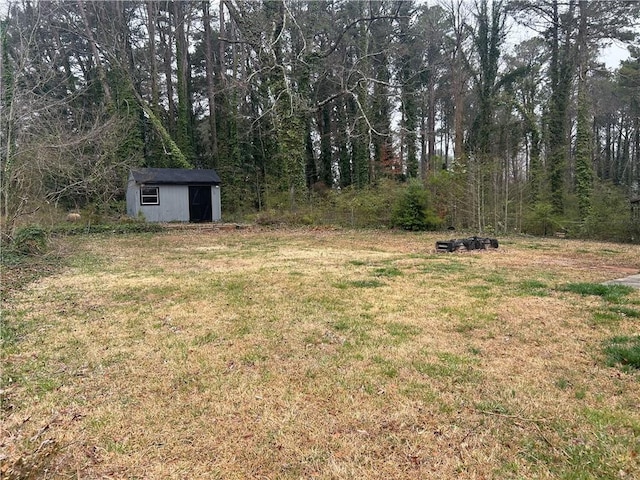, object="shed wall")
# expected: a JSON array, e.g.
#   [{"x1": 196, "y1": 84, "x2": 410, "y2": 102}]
[
  {"x1": 126, "y1": 175, "x2": 222, "y2": 223},
  {"x1": 212, "y1": 185, "x2": 221, "y2": 221},
  {"x1": 140, "y1": 184, "x2": 190, "y2": 222}
]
